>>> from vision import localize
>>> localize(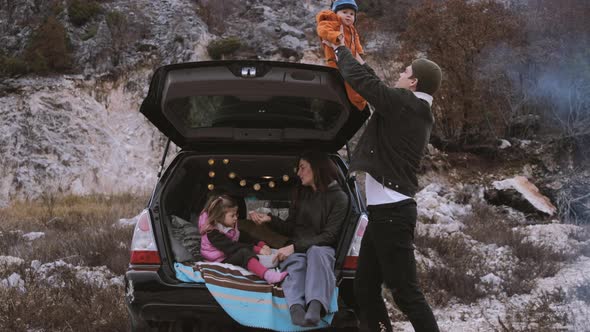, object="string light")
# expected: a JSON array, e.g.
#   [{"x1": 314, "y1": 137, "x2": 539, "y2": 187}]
[{"x1": 207, "y1": 156, "x2": 291, "y2": 191}]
